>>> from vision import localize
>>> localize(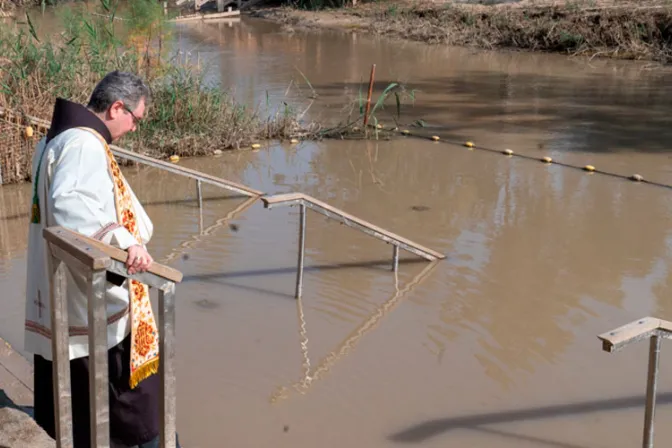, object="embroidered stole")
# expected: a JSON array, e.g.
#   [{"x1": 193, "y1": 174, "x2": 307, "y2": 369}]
[
  {"x1": 33, "y1": 127, "x2": 159, "y2": 389},
  {"x1": 96, "y1": 129, "x2": 159, "y2": 389}
]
